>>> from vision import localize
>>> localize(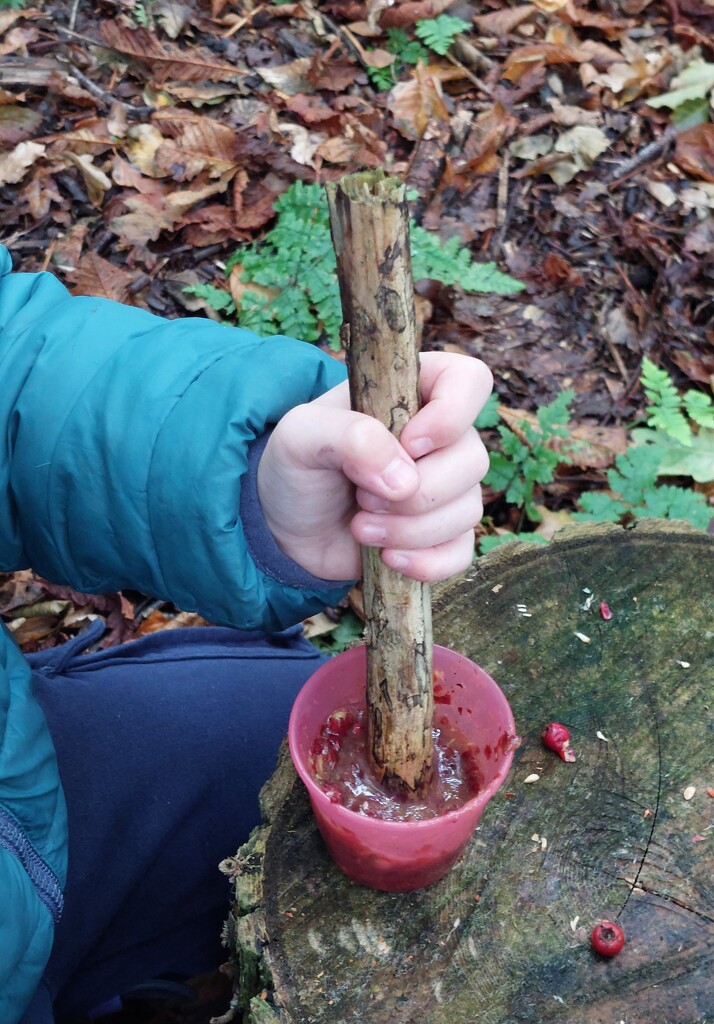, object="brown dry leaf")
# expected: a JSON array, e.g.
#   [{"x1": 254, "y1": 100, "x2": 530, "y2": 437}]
[
  {"x1": 533, "y1": 506, "x2": 574, "y2": 539},
  {"x1": 154, "y1": 0, "x2": 192, "y2": 39},
  {"x1": 458, "y1": 102, "x2": 520, "y2": 174},
  {"x1": 109, "y1": 193, "x2": 178, "y2": 246},
  {"x1": 164, "y1": 169, "x2": 234, "y2": 216},
  {"x1": 0, "y1": 26, "x2": 38, "y2": 58},
  {"x1": 135, "y1": 610, "x2": 210, "y2": 636},
  {"x1": 65, "y1": 152, "x2": 113, "y2": 207},
  {"x1": 180, "y1": 203, "x2": 242, "y2": 246},
  {"x1": 379, "y1": 0, "x2": 455, "y2": 28},
  {"x1": 46, "y1": 121, "x2": 117, "y2": 157},
  {"x1": 256, "y1": 57, "x2": 314, "y2": 95},
  {"x1": 503, "y1": 42, "x2": 590, "y2": 82},
  {"x1": 0, "y1": 104, "x2": 42, "y2": 146},
  {"x1": 390, "y1": 63, "x2": 450, "y2": 141},
  {"x1": 153, "y1": 115, "x2": 243, "y2": 180},
  {"x1": 474, "y1": 6, "x2": 535, "y2": 35},
  {"x1": 285, "y1": 93, "x2": 340, "y2": 126},
  {"x1": 498, "y1": 406, "x2": 628, "y2": 469},
  {"x1": 123, "y1": 123, "x2": 167, "y2": 177},
  {"x1": 17, "y1": 163, "x2": 63, "y2": 220},
  {"x1": 542, "y1": 251, "x2": 584, "y2": 287},
  {"x1": 675, "y1": 123, "x2": 714, "y2": 183},
  {"x1": 9, "y1": 615, "x2": 59, "y2": 647},
  {"x1": 233, "y1": 177, "x2": 282, "y2": 231},
  {"x1": 51, "y1": 220, "x2": 90, "y2": 273},
  {"x1": 70, "y1": 252, "x2": 136, "y2": 304},
  {"x1": 559, "y1": 1, "x2": 635, "y2": 38},
  {"x1": 0, "y1": 9, "x2": 26, "y2": 34},
  {"x1": 0, "y1": 571, "x2": 46, "y2": 615},
  {"x1": 531, "y1": 0, "x2": 569, "y2": 11},
  {"x1": 310, "y1": 56, "x2": 360, "y2": 92},
  {"x1": 100, "y1": 21, "x2": 244, "y2": 83},
  {"x1": 0, "y1": 139, "x2": 44, "y2": 186},
  {"x1": 111, "y1": 154, "x2": 167, "y2": 194},
  {"x1": 228, "y1": 263, "x2": 278, "y2": 310},
  {"x1": 160, "y1": 82, "x2": 240, "y2": 104}
]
